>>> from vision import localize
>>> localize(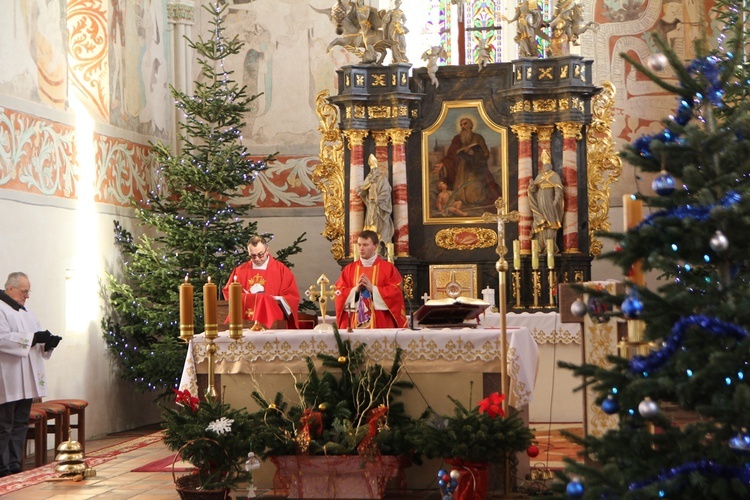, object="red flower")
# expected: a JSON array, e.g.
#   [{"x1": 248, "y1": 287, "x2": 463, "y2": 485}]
[
  {"x1": 173, "y1": 388, "x2": 199, "y2": 412},
  {"x1": 477, "y1": 392, "x2": 505, "y2": 418}
]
